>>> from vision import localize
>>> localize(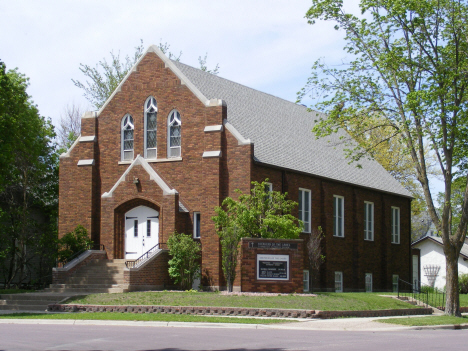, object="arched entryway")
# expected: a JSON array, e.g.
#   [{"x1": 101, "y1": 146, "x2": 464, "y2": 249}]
[
  {"x1": 114, "y1": 198, "x2": 161, "y2": 259},
  {"x1": 124, "y1": 206, "x2": 159, "y2": 259}
]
